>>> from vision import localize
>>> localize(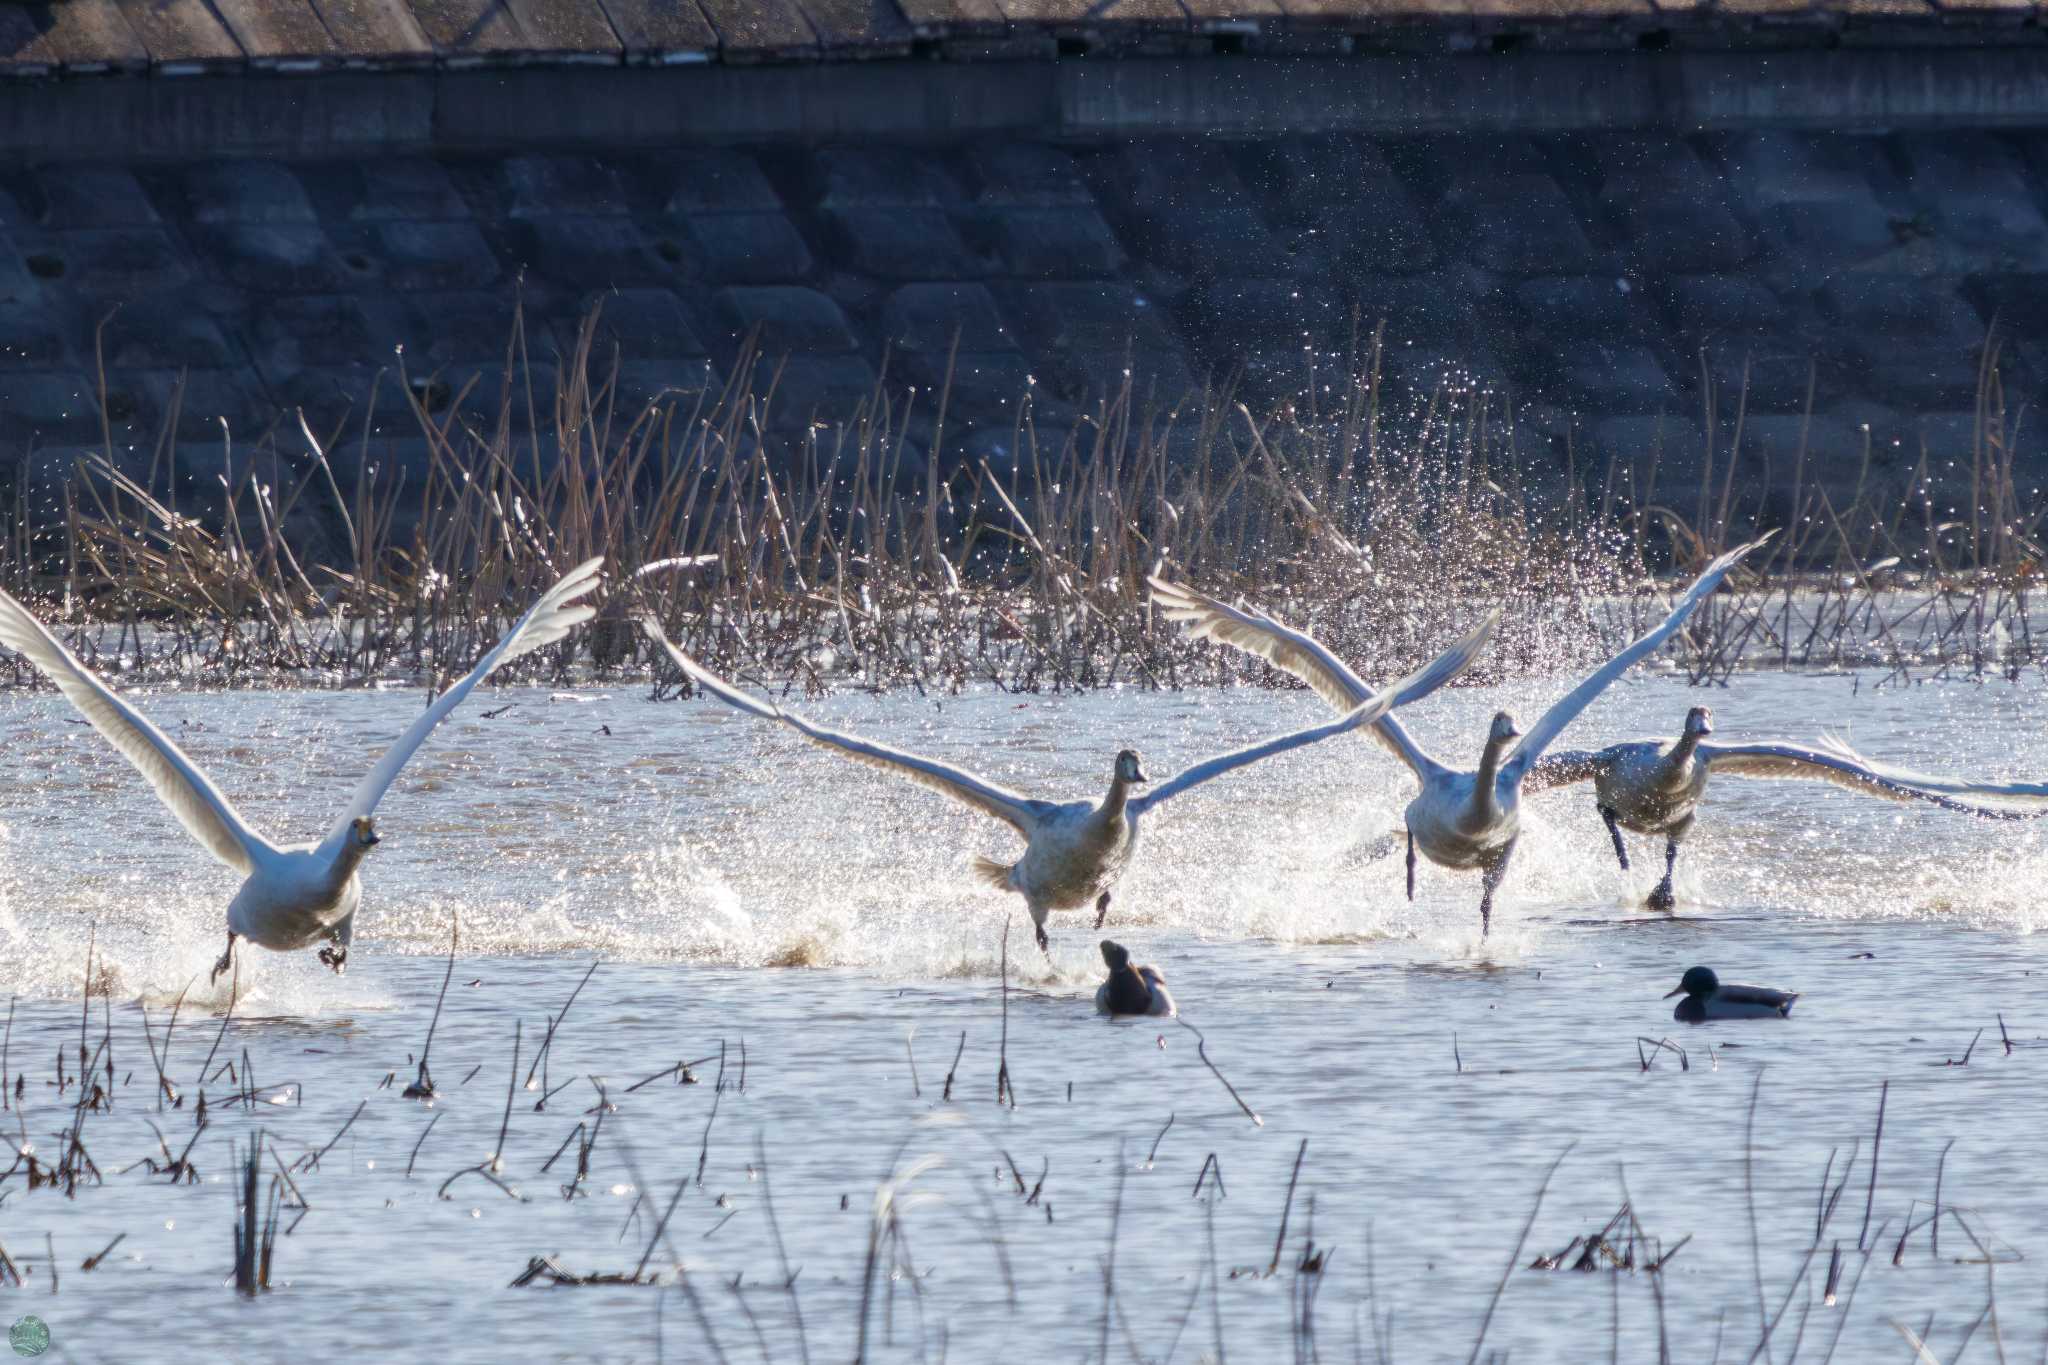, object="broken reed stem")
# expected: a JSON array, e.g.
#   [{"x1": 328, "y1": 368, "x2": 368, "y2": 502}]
[
  {"x1": 996, "y1": 917, "x2": 1013, "y2": 1109},
  {"x1": 905, "y1": 1028, "x2": 920, "y2": 1099},
  {"x1": 1175, "y1": 1018, "x2": 1262, "y2": 1127},
  {"x1": 1859, "y1": 1080, "x2": 1888, "y2": 1252},
  {"x1": 406, "y1": 1111, "x2": 442, "y2": 1178},
  {"x1": 1144, "y1": 1112, "x2": 1174, "y2": 1168},
  {"x1": 196, "y1": 954, "x2": 239, "y2": 1095},
  {"x1": 754, "y1": 1131, "x2": 812, "y2": 1365},
  {"x1": 1467, "y1": 1141, "x2": 1577, "y2": 1365},
  {"x1": 406, "y1": 914, "x2": 459, "y2": 1100},
  {"x1": 1268, "y1": 1138, "x2": 1308, "y2": 1277},
  {"x1": 524, "y1": 957, "x2": 601, "y2": 1094},
  {"x1": 942, "y1": 1030, "x2": 965, "y2": 1102},
  {"x1": 1746, "y1": 1068, "x2": 1770, "y2": 1365}
]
